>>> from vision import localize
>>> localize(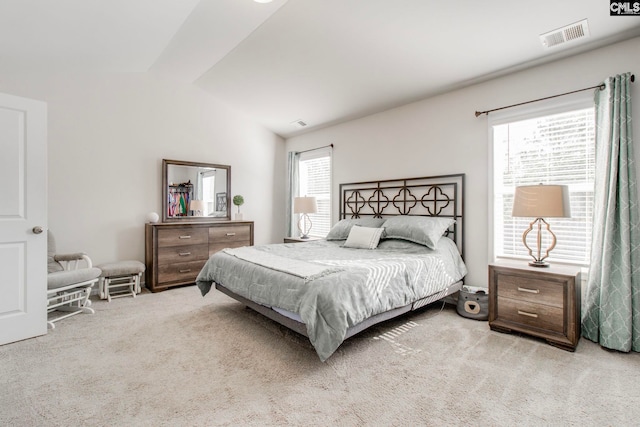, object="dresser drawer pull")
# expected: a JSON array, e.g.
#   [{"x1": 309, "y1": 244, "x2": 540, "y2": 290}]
[
  {"x1": 179, "y1": 269, "x2": 192, "y2": 273},
  {"x1": 517, "y1": 310, "x2": 539, "y2": 318},
  {"x1": 517, "y1": 287, "x2": 540, "y2": 294},
  {"x1": 178, "y1": 252, "x2": 191, "y2": 256},
  {"x1": 226, "y1": 232, "x2": 236, "y2": 236},
  {"x1": 179, "y1": 235, "x2": 192, "y2": 239}
]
